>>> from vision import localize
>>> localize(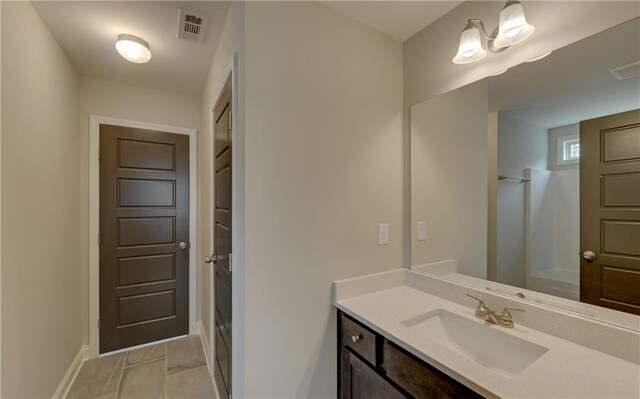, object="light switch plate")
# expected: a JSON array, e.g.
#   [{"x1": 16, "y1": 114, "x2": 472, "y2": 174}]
[
  {"x1": 417, "y1": 221, "x2": 426, "y2": 241},
  {"x1": 378, "y1": 223, "x2": 389, "y2": 245}
]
